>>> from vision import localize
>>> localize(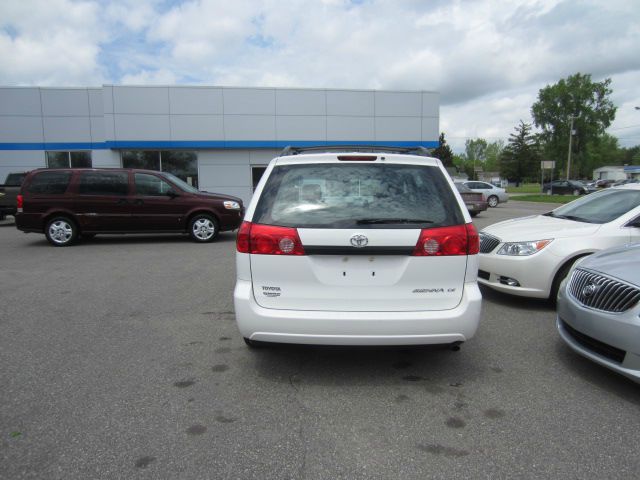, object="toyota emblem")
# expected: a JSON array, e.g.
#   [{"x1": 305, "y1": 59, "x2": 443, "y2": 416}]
[
  {"x1": 582, "y1": 282, "x2": 598, "y2": 298},
  {"x1": 350, "y1": 234, "x2": 369, "y2": 248}
]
